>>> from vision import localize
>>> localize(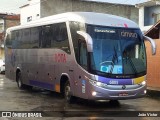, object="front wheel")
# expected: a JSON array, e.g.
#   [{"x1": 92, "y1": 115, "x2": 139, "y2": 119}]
[
  {"x1": 64, "y1": 81, "x2": 75, "y2": 104},
  {"x1": 109, "y1": 100, "x2": 120, "y2": 106}
]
